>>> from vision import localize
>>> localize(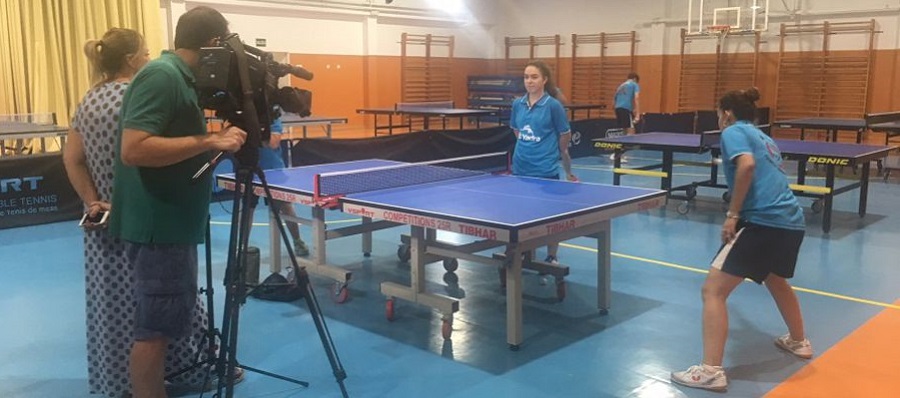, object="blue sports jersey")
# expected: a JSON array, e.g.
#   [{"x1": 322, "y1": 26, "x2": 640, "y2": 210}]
[
  {"x1": 721, "y1": 121, "x2": 805, "y2": 230},
  {"x1": 614, "y1": 79, "x2": 639, "y2": 111},
  {"x1": 258, "y1": 116, "x2": 287, "y2": 170},
  {"x1": 509, "y1": 93, "x2": 570, "y2": 178}
]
